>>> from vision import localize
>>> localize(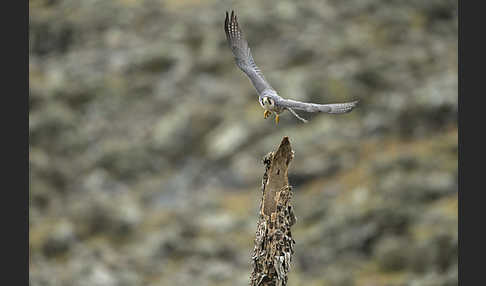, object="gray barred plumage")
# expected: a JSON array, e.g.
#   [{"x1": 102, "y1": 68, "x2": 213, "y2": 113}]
[{"x1": 224, "y1": 10, "x2": 359, "y2": 124}]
